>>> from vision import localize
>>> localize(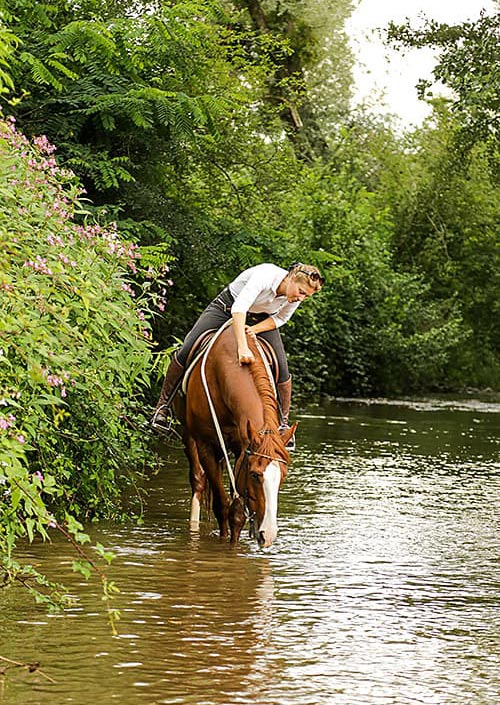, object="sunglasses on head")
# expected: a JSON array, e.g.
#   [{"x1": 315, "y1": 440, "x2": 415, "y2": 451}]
[{"x1": 288, "y1": 262, "x2": 325, "y2": 286}]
